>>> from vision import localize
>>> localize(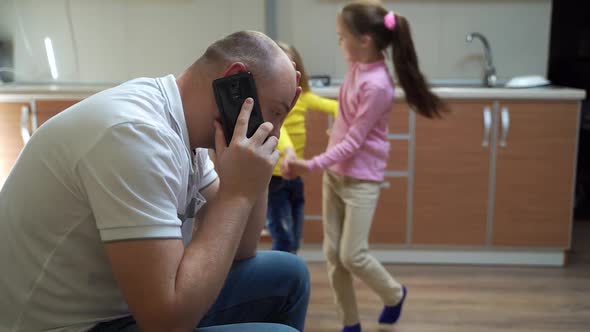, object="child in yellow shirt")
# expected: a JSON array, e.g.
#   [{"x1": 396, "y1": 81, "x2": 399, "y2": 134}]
[{"x1": 267, "y1": 42, "x2": 338, "y2": 253}]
